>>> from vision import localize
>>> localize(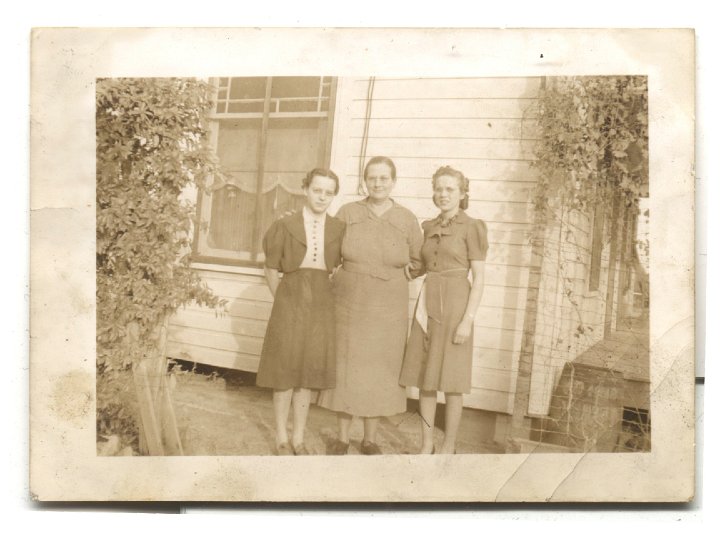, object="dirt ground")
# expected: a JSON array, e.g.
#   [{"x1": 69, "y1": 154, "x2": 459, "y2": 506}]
[{"x1": 169, "y1": 368, "x2": 505, "y2": 456}]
